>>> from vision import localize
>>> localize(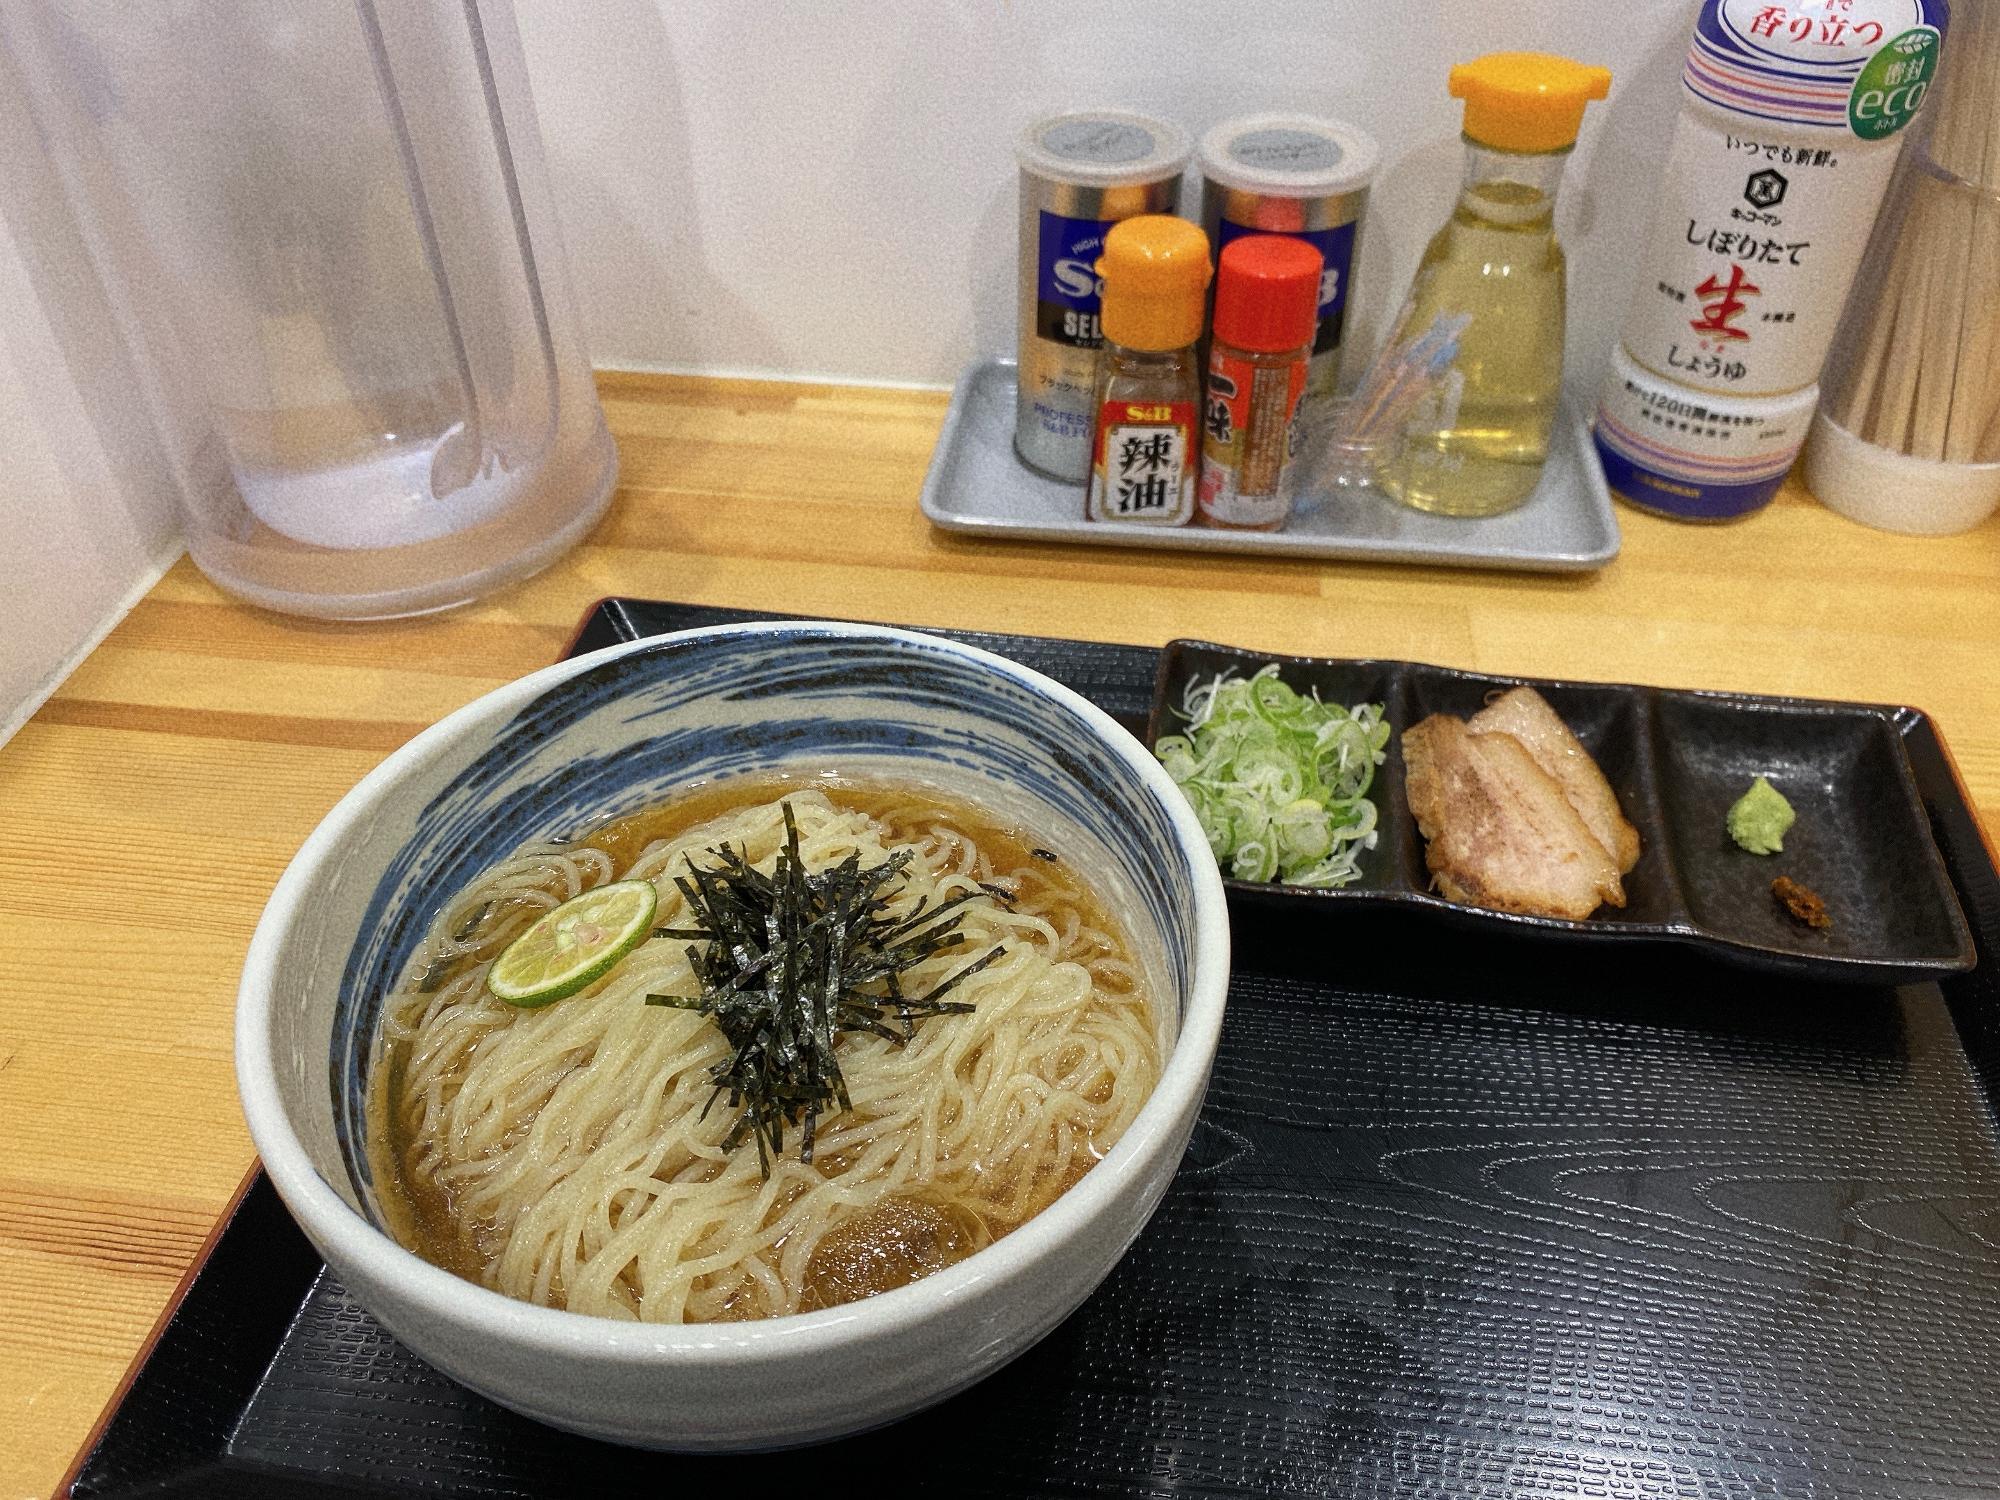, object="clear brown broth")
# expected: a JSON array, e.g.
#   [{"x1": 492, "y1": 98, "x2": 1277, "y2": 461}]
[{"x1": 367, "y1": 773, "x2": 1147, "y2": 1316}]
